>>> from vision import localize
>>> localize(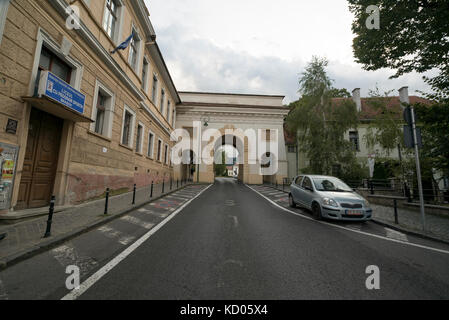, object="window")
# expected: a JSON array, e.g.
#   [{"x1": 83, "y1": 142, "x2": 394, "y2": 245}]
[
  {"x1": 91, "y1": 80, "x2": 115, "y2": 138},
  {"x1": 288, "y1": 146, "x2": 297, "y2": 153},
  {"x1": 265, "y1": 129, "x2": 271, "y2": 141},
  {"x1": 172, "y1": 108, "x2": 176, "y2": 126},
  {"x1": 349, "y1": 131, "x2": 360, "y2": 151},
  {"x1": 103, "y1": 0, "x2": 118, "y2": 40},
  {"x1": 295, "y1": 176, "x2": 304, "y2": 185},
  {"x1": 147, "y1": 131, "x2": 155, "y2": 158},
  {"x1": 128, "y1": 28, "x2": 141, "y2": 71},
  {"x1": 142, "y1": 58, "x2": 149, "y2": 91},
  {"x1": 121, "y1": 106, "x2": 136, "y2": 147},
  {"x1": 302, "y1": 177, "x2": 313, "y2": 190},
  {"x1": 164, "y1": 144, "x2": 168, "y2": 164},
  {"x1": 39, "y1": 46, "x2": 72, "y2": 83},
  {"x1": 0, "y1": 0, "x2": 10, "y2": 45},
  {"x1": 160, "y1": 89, "x2": 165, "y2": 114},
  {"x1": 166, "y1": 100, "x2": 171, "y2": 120},
  {"x1": 151, "y1": 75, "x2": 158, "y2": 103},
  {"x1": 94, "y1": 92, "x2": 106, "y2": 135},
  {"x1": 135, "y1": 123, "x2": 144, "y2": 153},
  {"x1": 157, "y1": 139, "x2": 162, "y2": 161}
]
